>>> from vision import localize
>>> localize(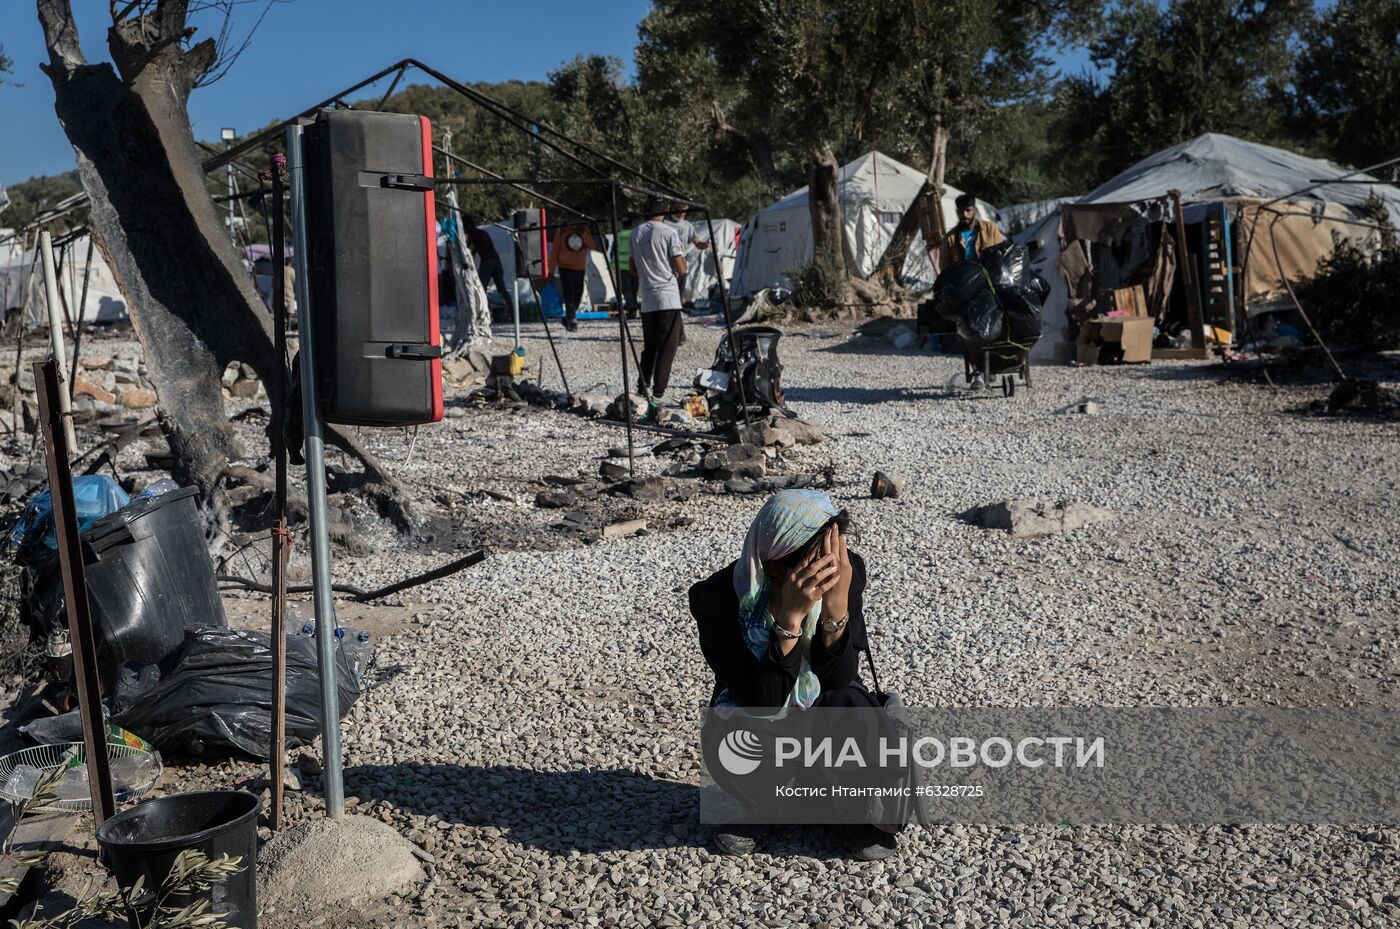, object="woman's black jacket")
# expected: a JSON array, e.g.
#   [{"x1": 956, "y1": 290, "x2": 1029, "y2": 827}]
[{"x1": 689, "y1": 553, "x2": 868, "y2": 710}]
